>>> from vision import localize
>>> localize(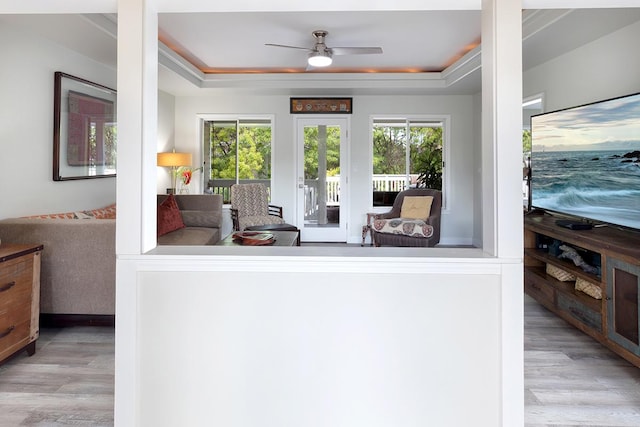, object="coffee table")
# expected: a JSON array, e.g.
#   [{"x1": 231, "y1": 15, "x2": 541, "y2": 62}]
[
  {"x1": 245, "y1": 223, "x2": 300, "y2": 246},
  {"x1": 218, "y1": 230, "x2": 299, "y2": 247}
]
